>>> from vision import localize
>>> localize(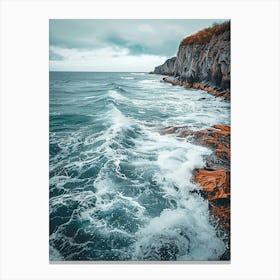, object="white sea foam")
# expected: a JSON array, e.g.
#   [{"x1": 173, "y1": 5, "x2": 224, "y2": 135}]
[
  {"x1": 137, "y1": 79, "x2": 163, "y2": 89},
  {"x1": 138, "y1": 79, "x2": 157, "y2": 84},
  {"x1": 130, "y1": 72, "x2": 145, "y2": 75},
  {"x1": 120, "y1": 76, "x2": 135, "y2": 80},
  {"x1": 133, "y1": 208, "x2": 225, "y2": 261},
  {"x1": 83, "y1": 95, "x2": 97, "y2": 100},
  {"x1": 49, "y1": 245, "x2": 64, "y2": 261},
  {"x1": 133, "y1": 129, "x2": 211, "y2": 192},
  {"x1": 108, "y1": 90, "x2": 129, "y2": 102},
  {"x1": 106, "y1": 104, "x2": 132, "y2": 139}
]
